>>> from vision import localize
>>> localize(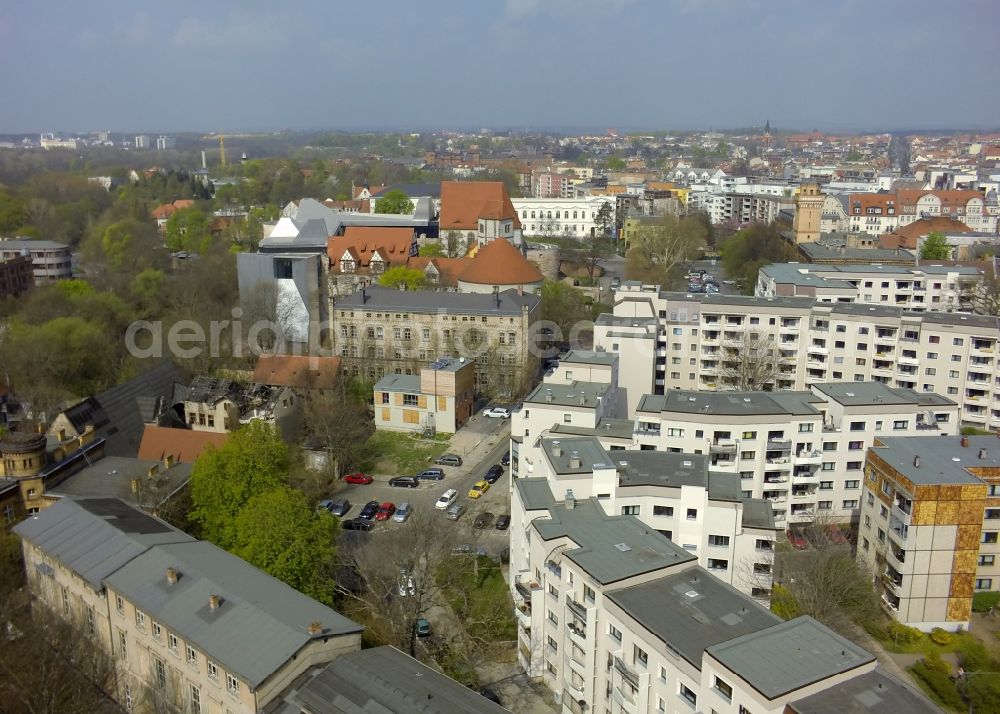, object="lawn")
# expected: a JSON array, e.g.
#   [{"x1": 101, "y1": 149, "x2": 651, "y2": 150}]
[
  {"x1": 439, "y1": 558, "x2": 517, "y2": 642},
  {"x1": 357, "y1": 430, "x2": 449, "y2": 476}
]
